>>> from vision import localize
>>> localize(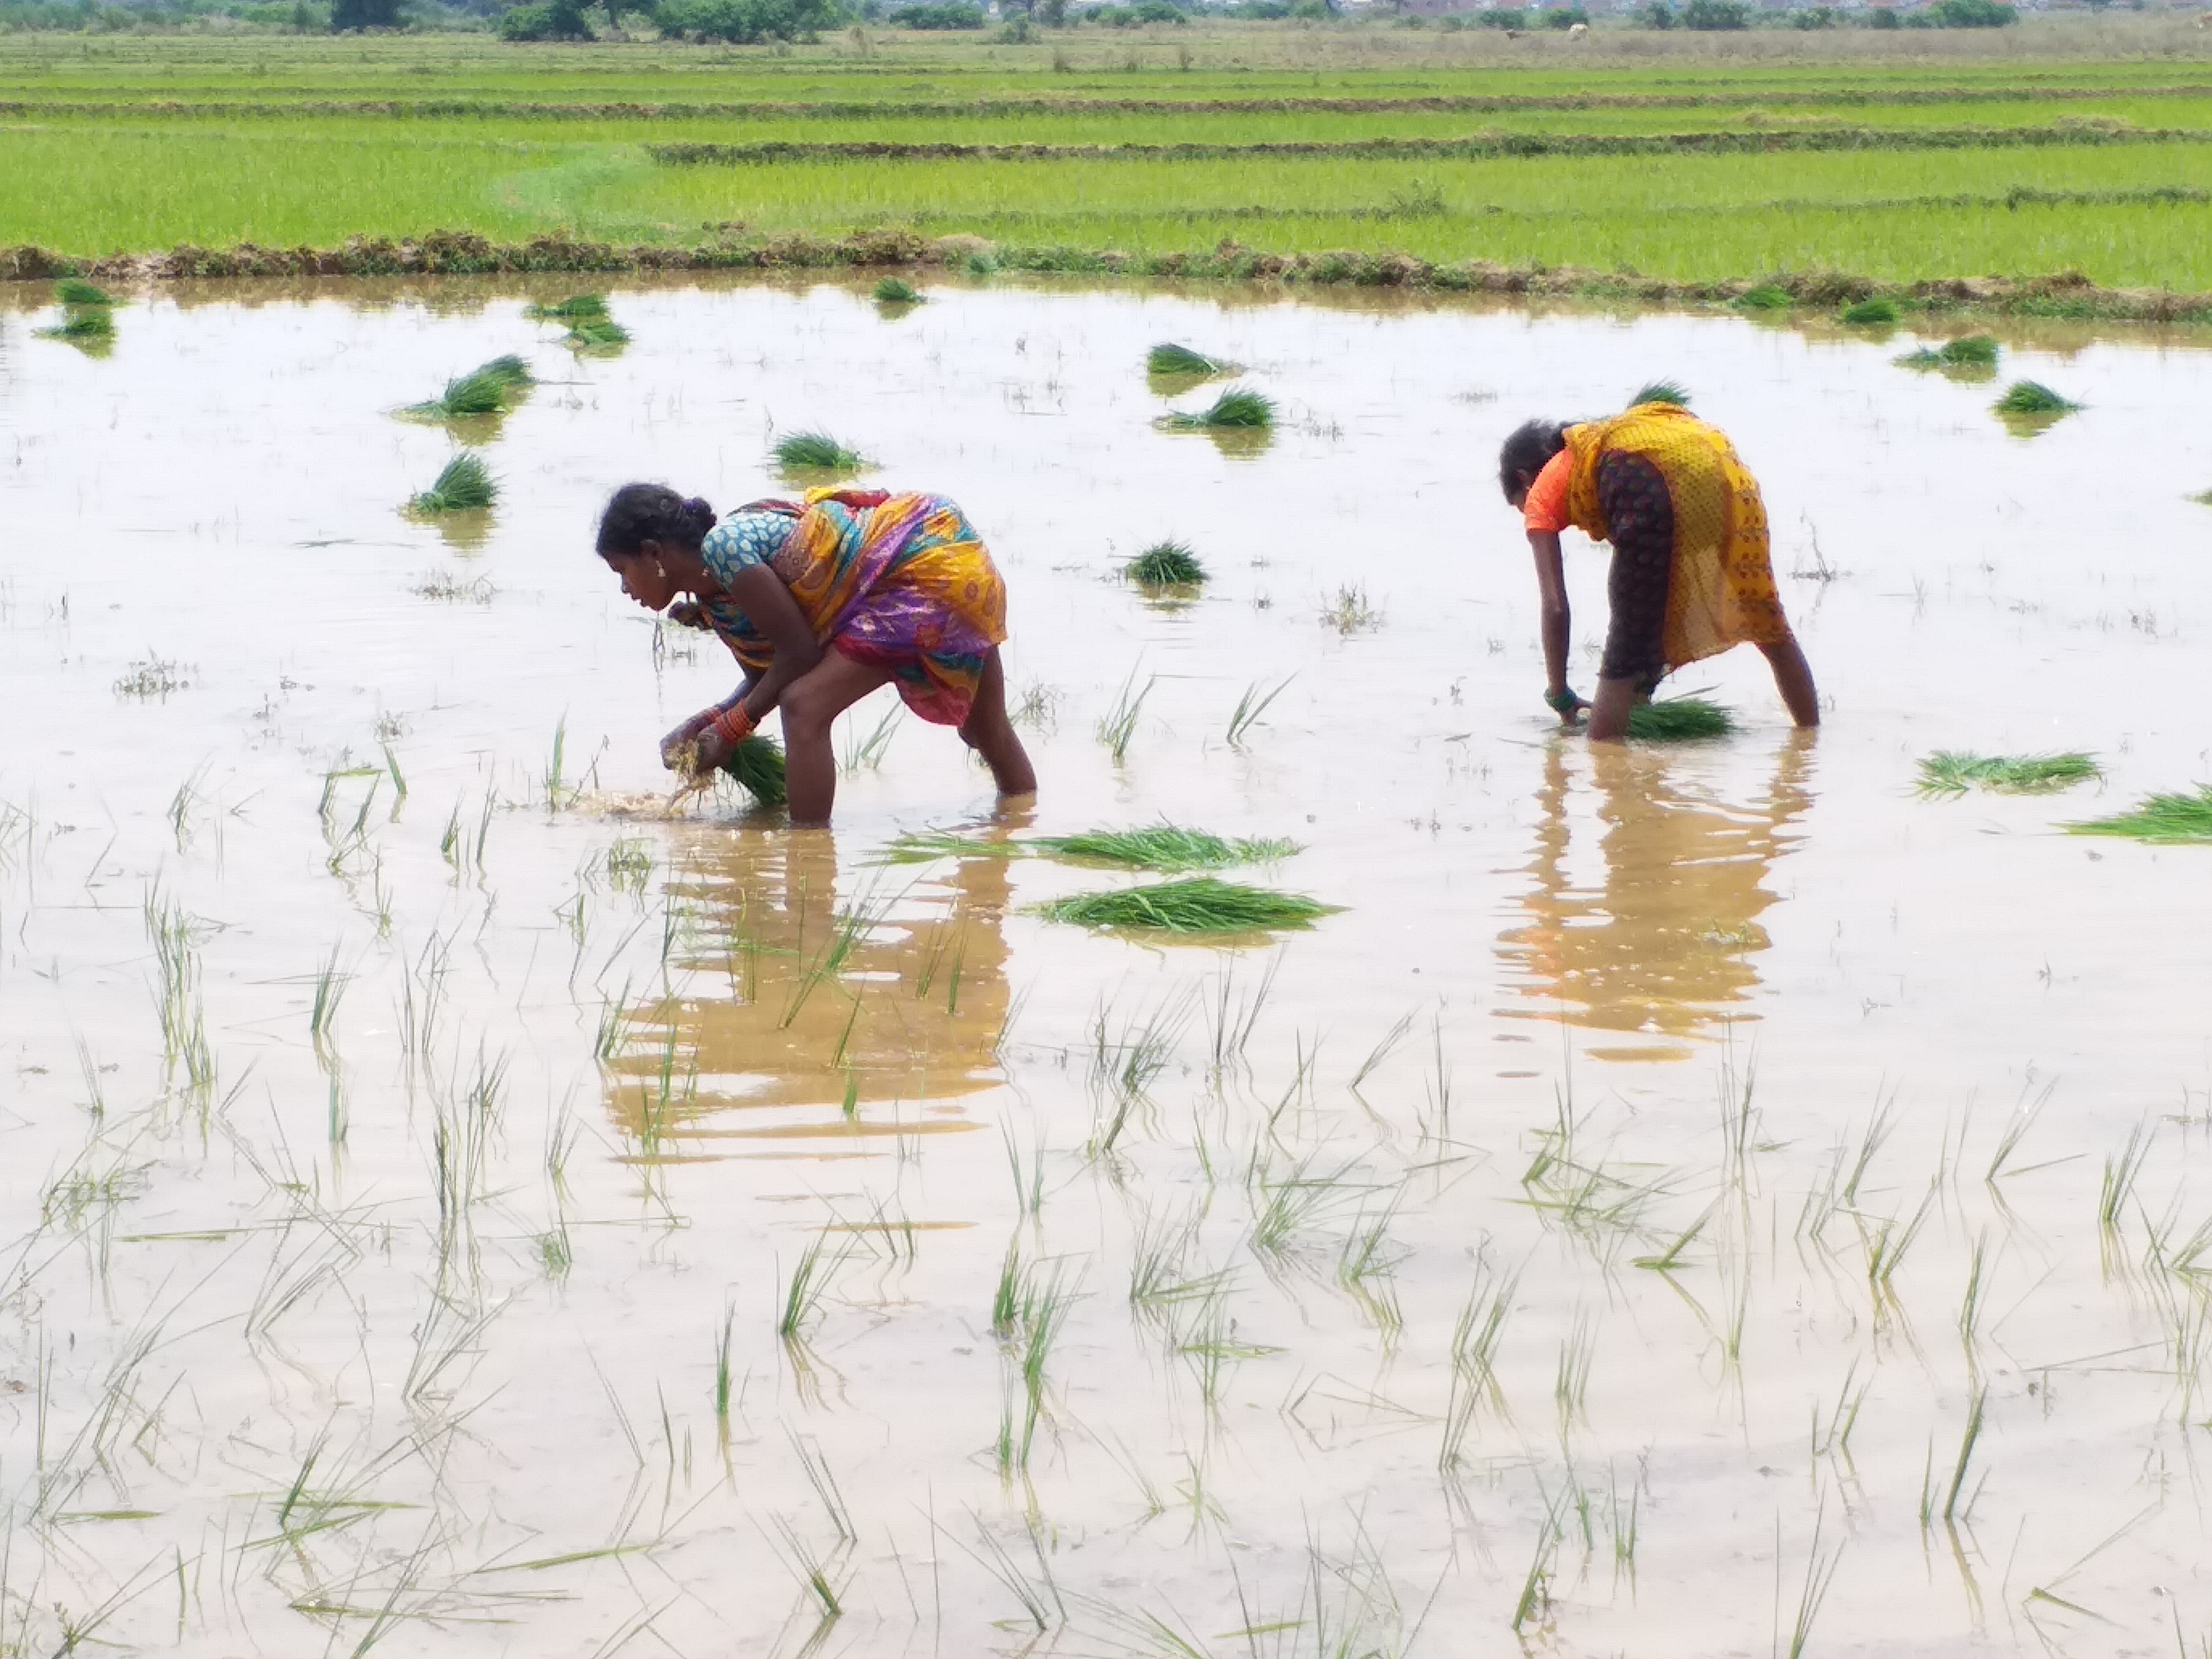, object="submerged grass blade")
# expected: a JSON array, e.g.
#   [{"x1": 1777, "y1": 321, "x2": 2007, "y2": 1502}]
[
  {"x1": 2067, "y1": 785, "x2": 2212, "y2": 845},
  {"x1": 1915, "y1": 750, "x2": 2100, "y2": 796},
  {"x1": 408, "y1": 453, "x2": 497, "y2": 515},
  {"x1": 1034, "y1": 878, "x2": 1333, "y2": 935},
  {"x1": 1126, "y1": 541, "x2": 1208, "y2": 588},
  {"x1": 1626, "y1": 696, "x2": 1734, "y2": 742}
]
